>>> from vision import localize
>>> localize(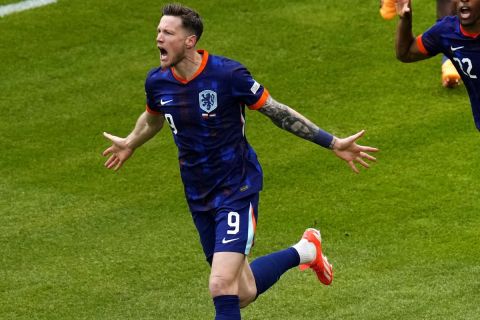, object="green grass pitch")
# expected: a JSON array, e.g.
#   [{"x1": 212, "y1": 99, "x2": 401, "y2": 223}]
[{"x1": 1, "y1": 0, "x2": 479, "y2": 319}]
